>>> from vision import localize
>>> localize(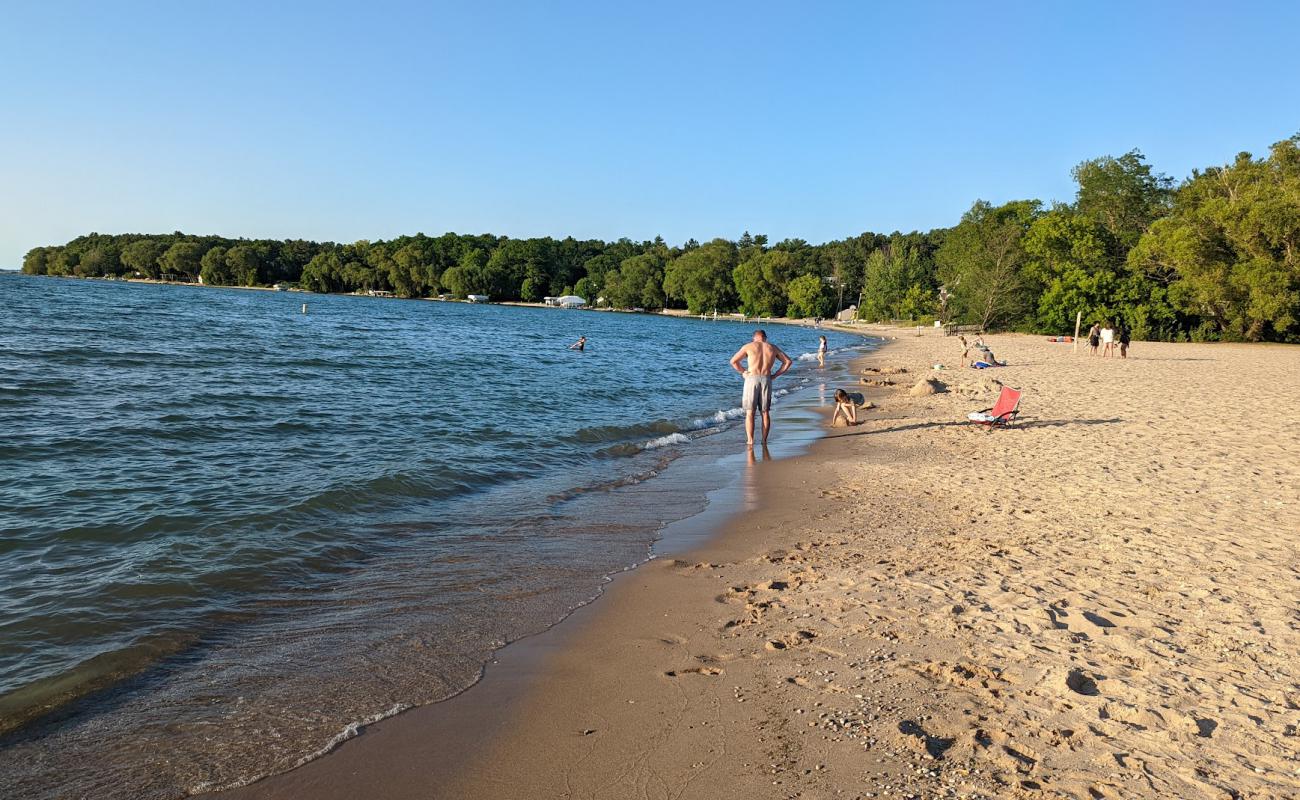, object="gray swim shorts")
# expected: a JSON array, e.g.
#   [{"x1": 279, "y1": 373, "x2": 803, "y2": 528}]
[{"x1": 742, "y1": 373, "x2": 772, "y2": 412}]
